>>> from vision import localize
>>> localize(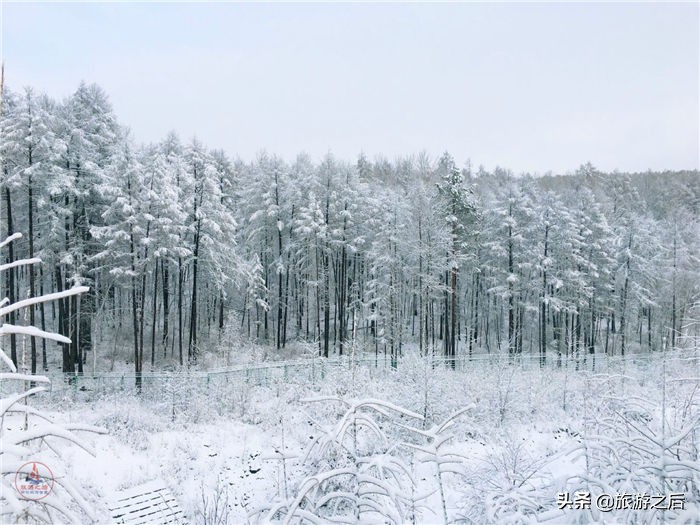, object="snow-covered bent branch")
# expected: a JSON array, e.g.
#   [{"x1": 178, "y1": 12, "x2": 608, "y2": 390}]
[{"x1": 1, "y1": 233, "x2": 107, "y2": 523}]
